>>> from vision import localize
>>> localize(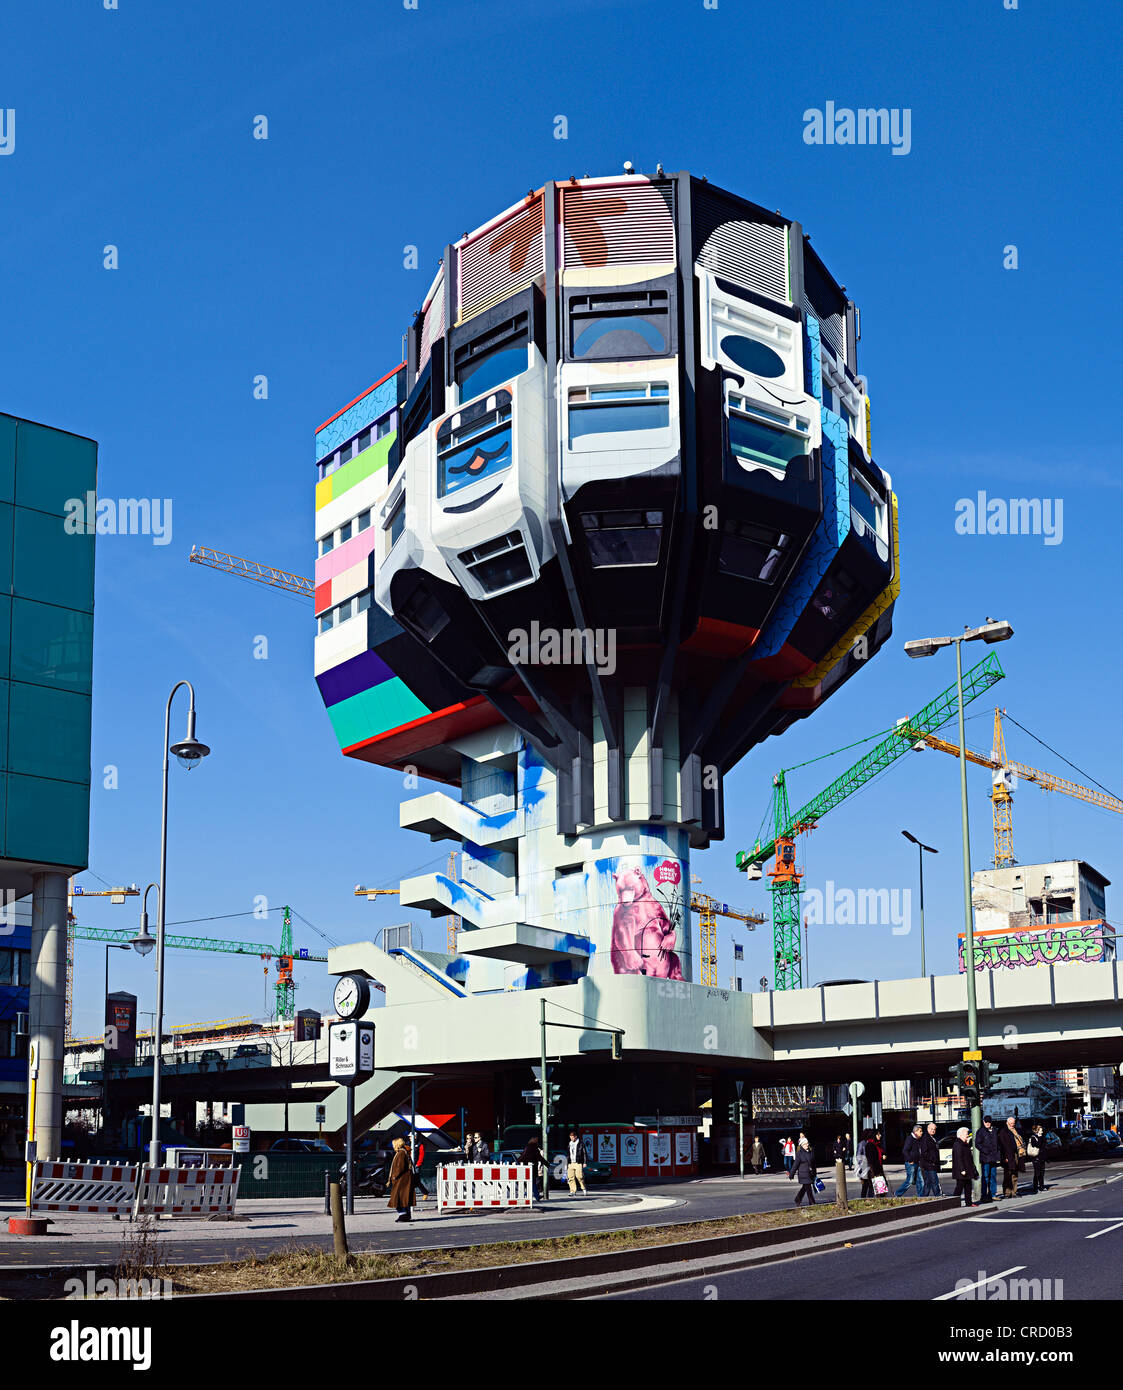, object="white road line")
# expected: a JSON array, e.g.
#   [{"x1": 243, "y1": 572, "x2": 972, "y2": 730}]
[
  {"x1": 933, "y1": 1265, "x2": 1026, "y2": 1301},
  {"x1": 1086, "y1": 1220, "x2": 1123, "y2": 1240},
  {"x1": 967, "y1": 1215, "x2": 1123, "y2": 1223}
]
